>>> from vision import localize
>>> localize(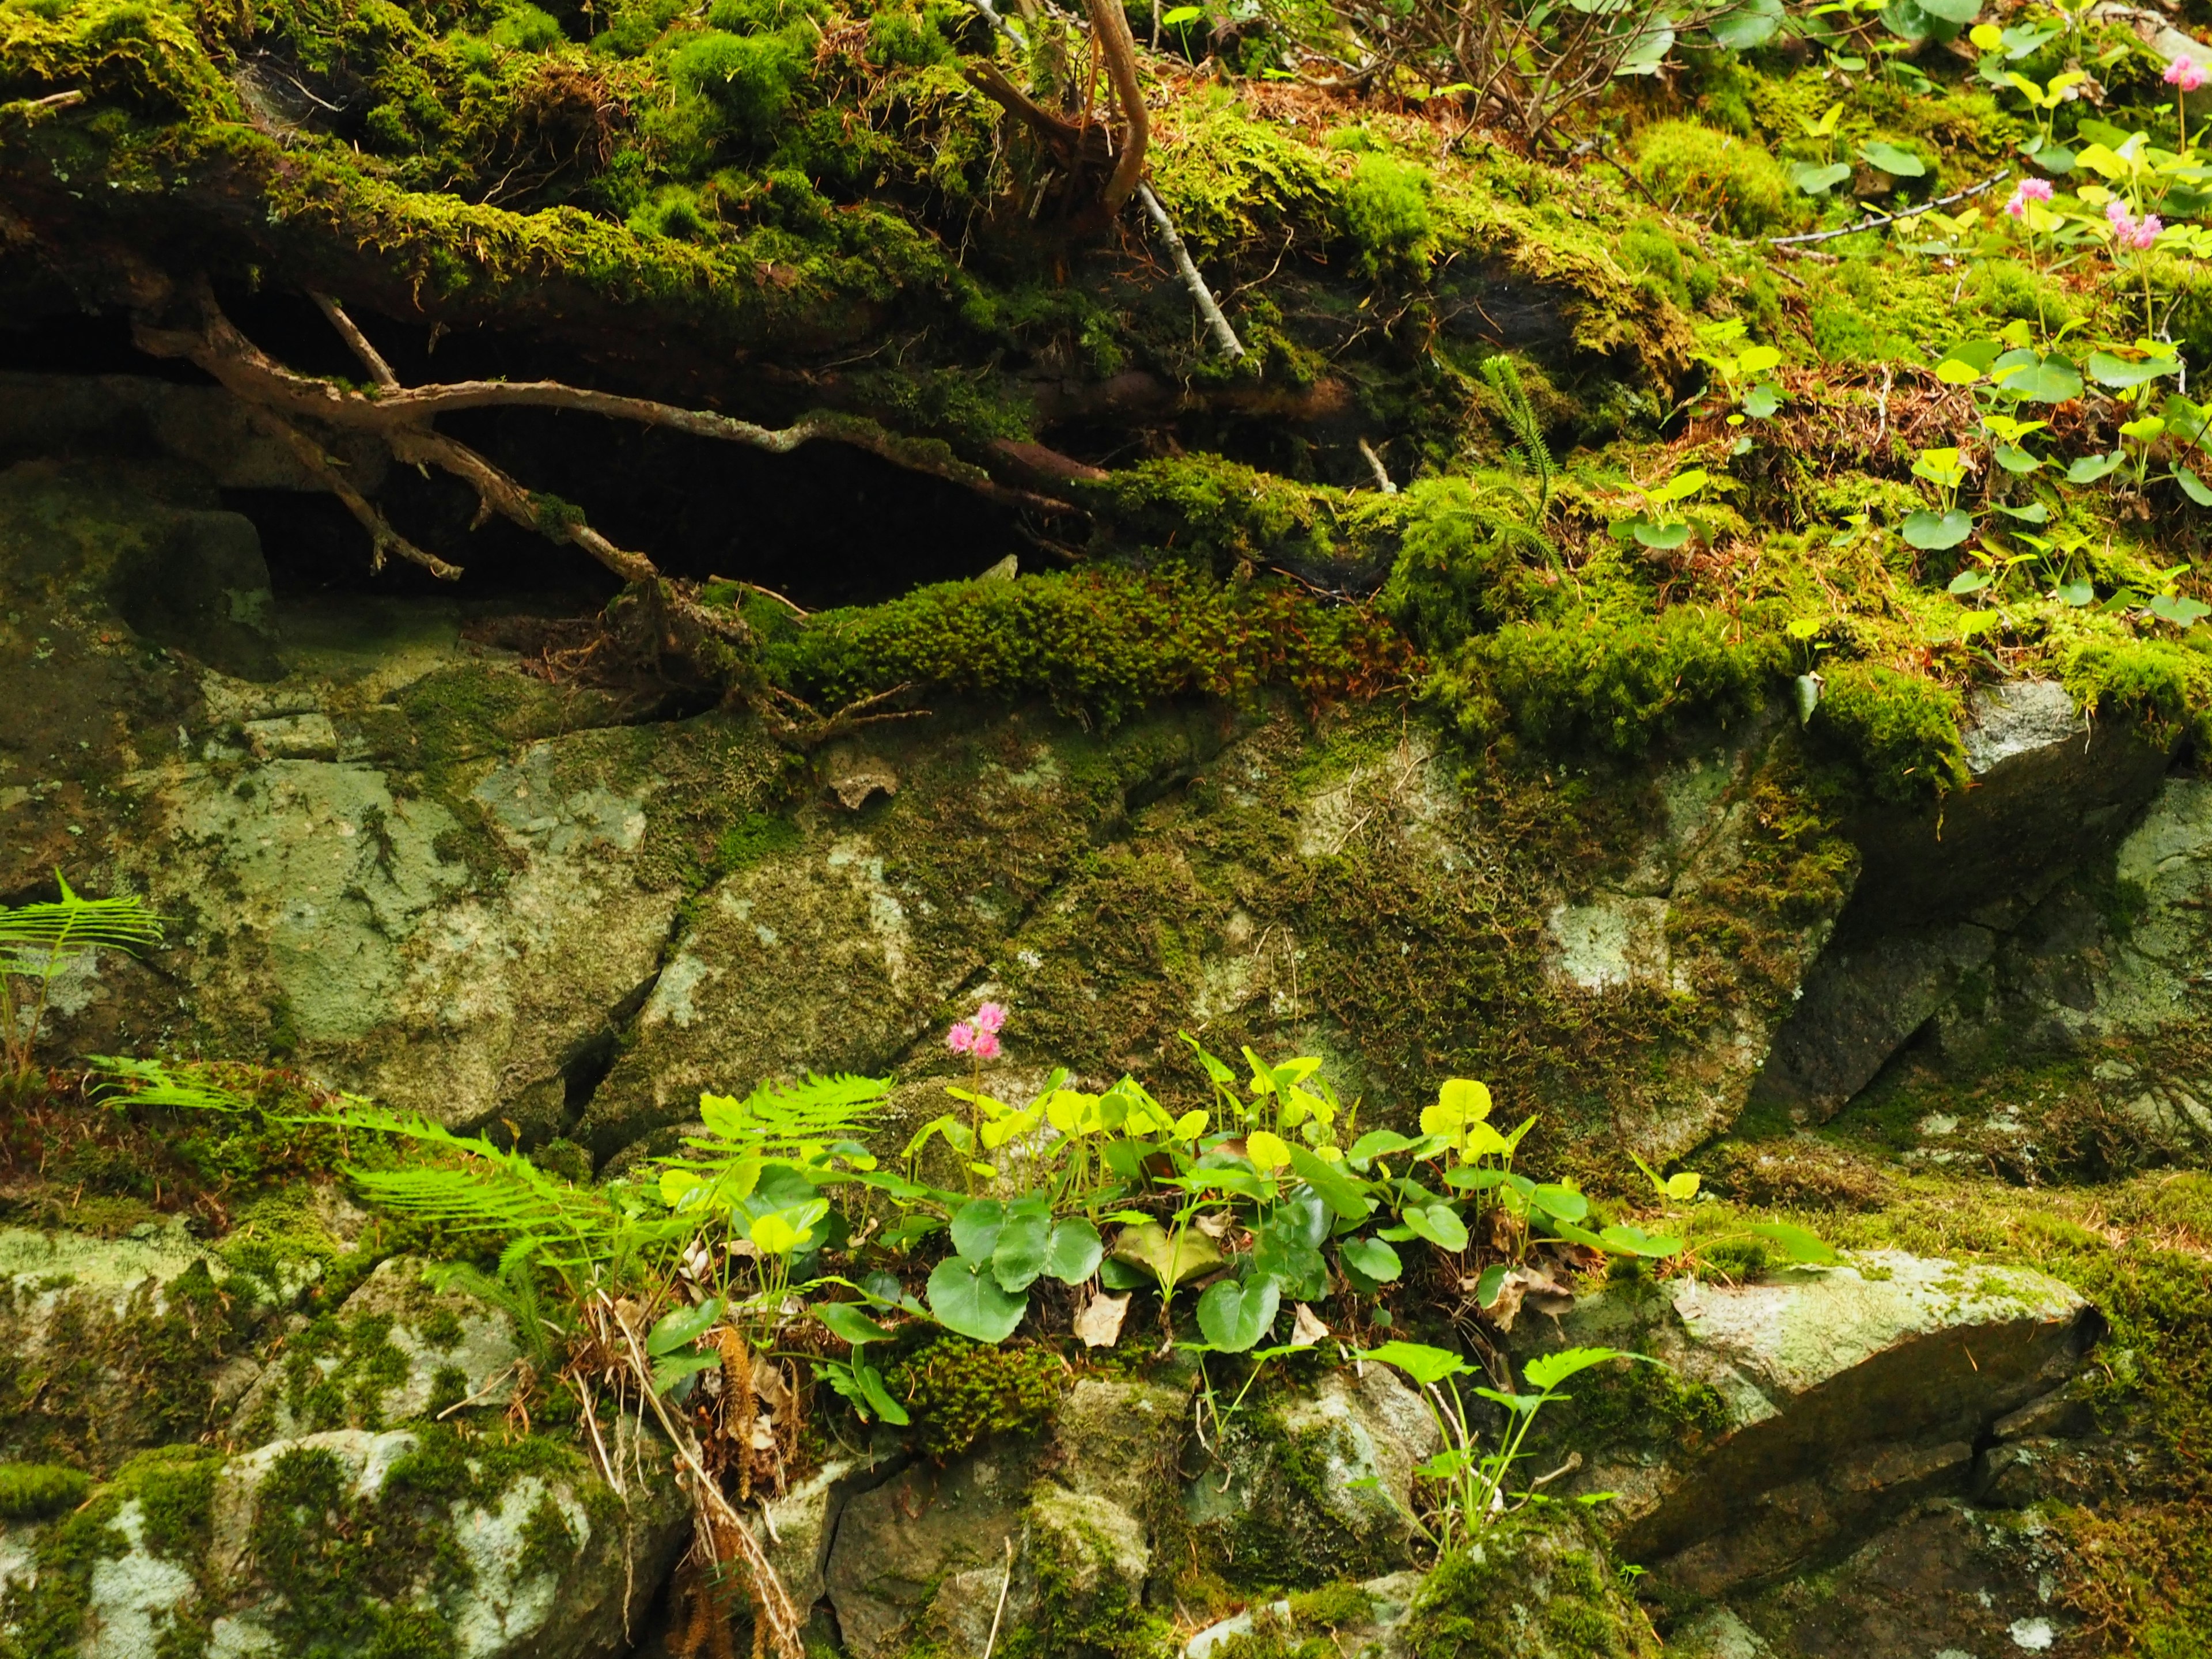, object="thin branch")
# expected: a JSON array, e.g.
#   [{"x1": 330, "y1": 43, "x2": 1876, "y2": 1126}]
[
  {"x1": 244, "y1": 406, "x2": 460, "y2": 578},
  {"x1": 1357, "y1": 437, "x2": 1396, "y2": 494},
  {"x1": 1087, "y1": 0, "x2": 1149, "y2": 213},
  {"x1": 1764, "y1": 168, "x2": 2011, "y2": 248},
  {"x1": 611, "y1": 1305, "x2": 805, "y2": 1659},
  {"x1": 309, "y1": 291, "x2": 399, "y2": 389},
  {"x1": 1136, "y1": 183, "x2": 1245, "y2": 359}
]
